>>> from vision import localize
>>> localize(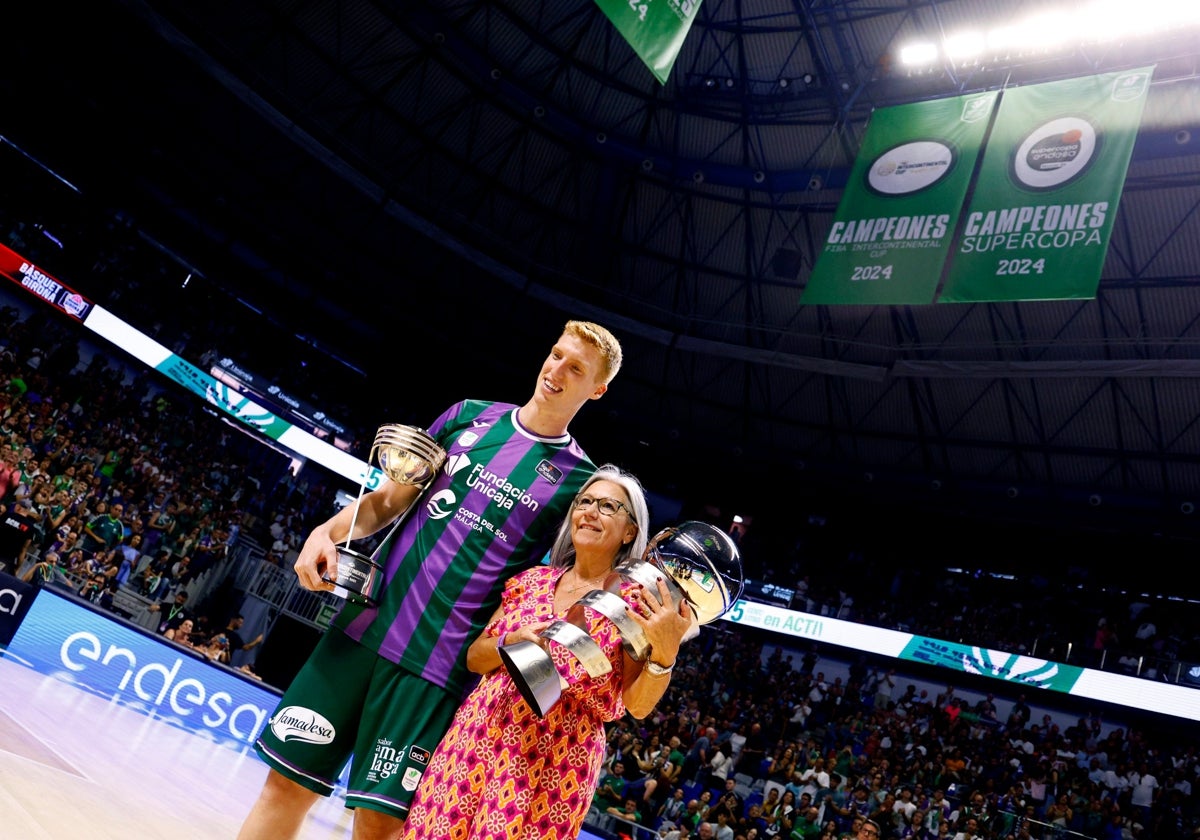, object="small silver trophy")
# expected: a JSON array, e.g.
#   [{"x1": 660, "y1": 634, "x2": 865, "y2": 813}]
[
  {"x1": 322, "y1": 424, "x2": 447, "y2": 607},
  {"x1": 499, "y1": 520, "x2": 743, "y2": 716}
]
